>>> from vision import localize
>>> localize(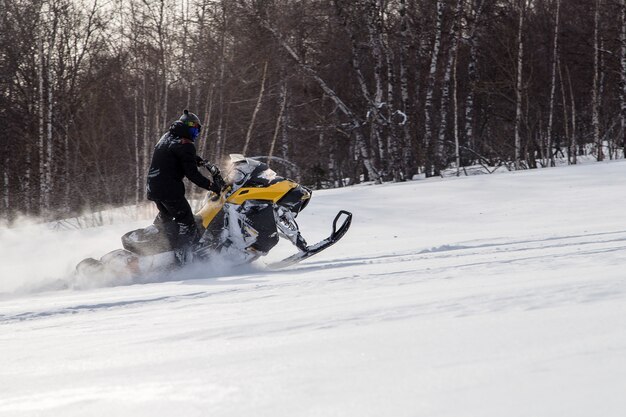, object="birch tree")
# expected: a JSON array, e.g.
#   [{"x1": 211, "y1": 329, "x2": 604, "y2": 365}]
[
  {"x1": 242, "y1": 61, "x2": 268, "y2": 155},
  {"x1": 464, "y1": 0, "x2": 486, "y2": 155},
  {"x1": 423, "y1": 0, "x2": 445, "y2": 176},
  {"x1": 514, "y1": 0, "x2": 526, "y2": 169},
  {"x1": 592, "y1": 0, "x2": 603, "y2": 161},
  {"x1": 453, "y1": 38, "x2": 460, "y2": 176},
  {"x1": 268, "y1": 78, "x2": 288, "y2": 162},
  {"x1": 621, "y1": 0, "x2": 626, "y2": 155},
  {"x1": 2, "y1": 159, "x2": 8, "y2": 217},
  {"x1": 398, "y1": 0, "x2": 415, "y2": 178},
  {"x1": 37, "y1": 3, "x2": 53, "y2": 213},
  {"x1": 435, "y1": 0, "x2": 463, "y2": 176},
  {"x1": 365, "y1": 0, "x2": 388, "y2": 169},
  {"x1": 566, "y1": 63, "x2": 577, "y2": 165},
  {"x1": 214, "y1": 1, "x2": 229, "y2": 161},
  {"x1": 557, "y1": 55, "x2": 569, "y2": 161},
  {"x1": 546, "y1": 0, "x2": 560, "y2": 167}
]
